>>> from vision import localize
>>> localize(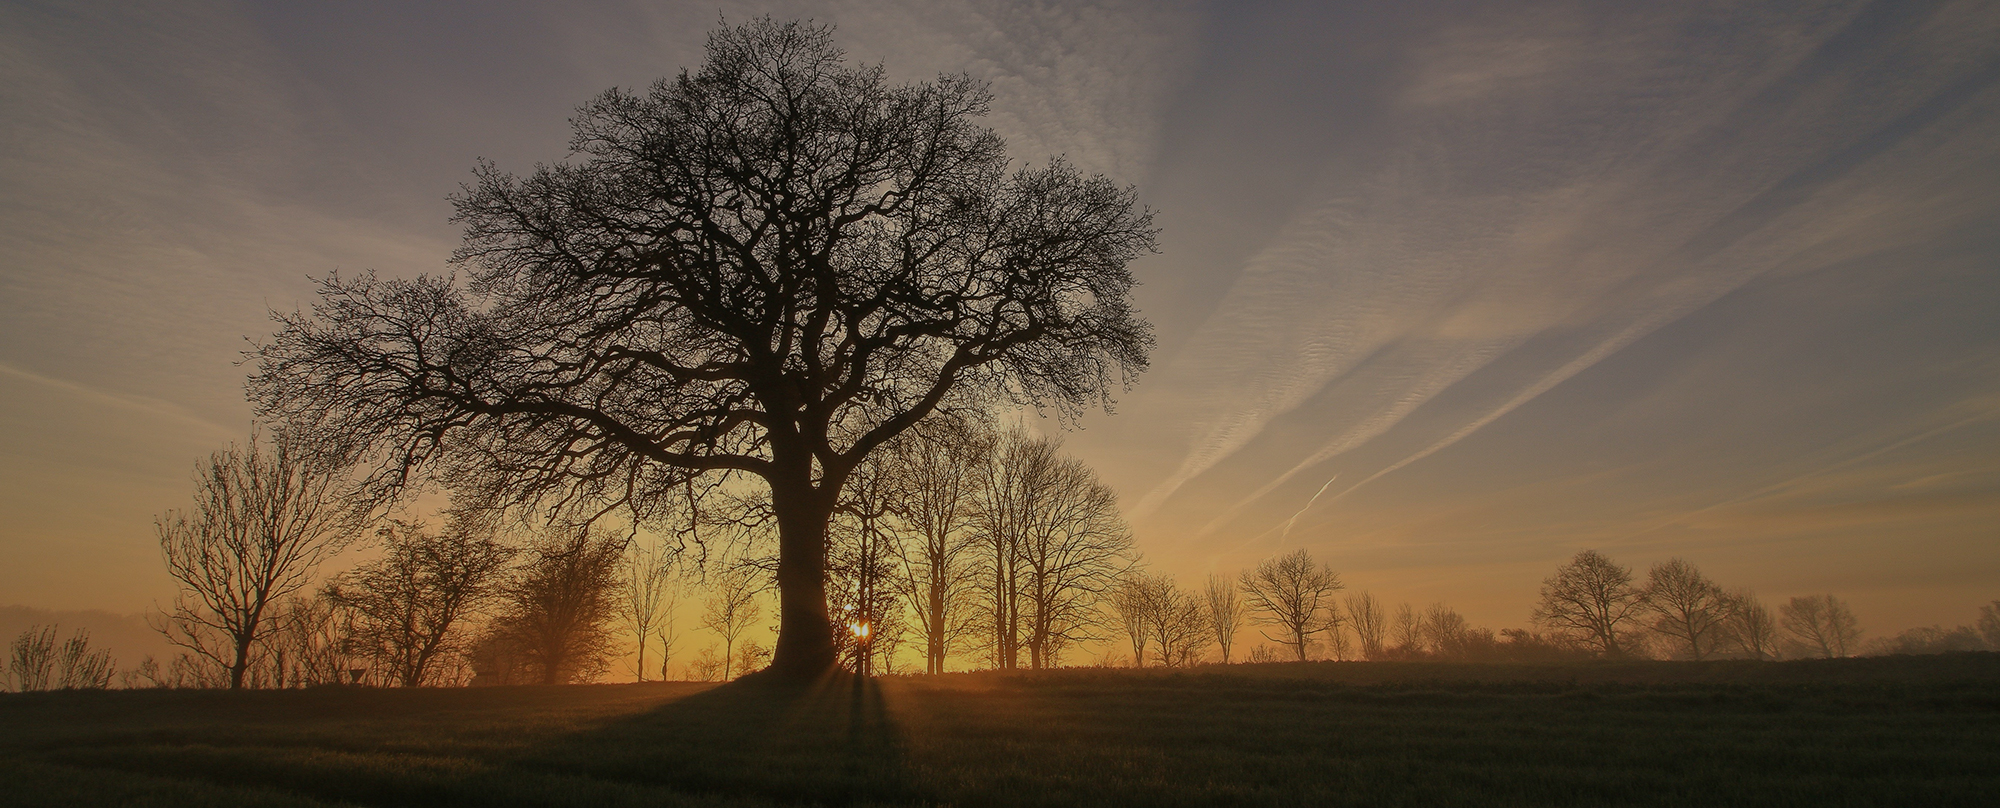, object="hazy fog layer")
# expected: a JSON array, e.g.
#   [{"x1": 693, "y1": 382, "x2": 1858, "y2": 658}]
[{"x1": 3, "y1": 0, "x2": 1996, "y2": 638}]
